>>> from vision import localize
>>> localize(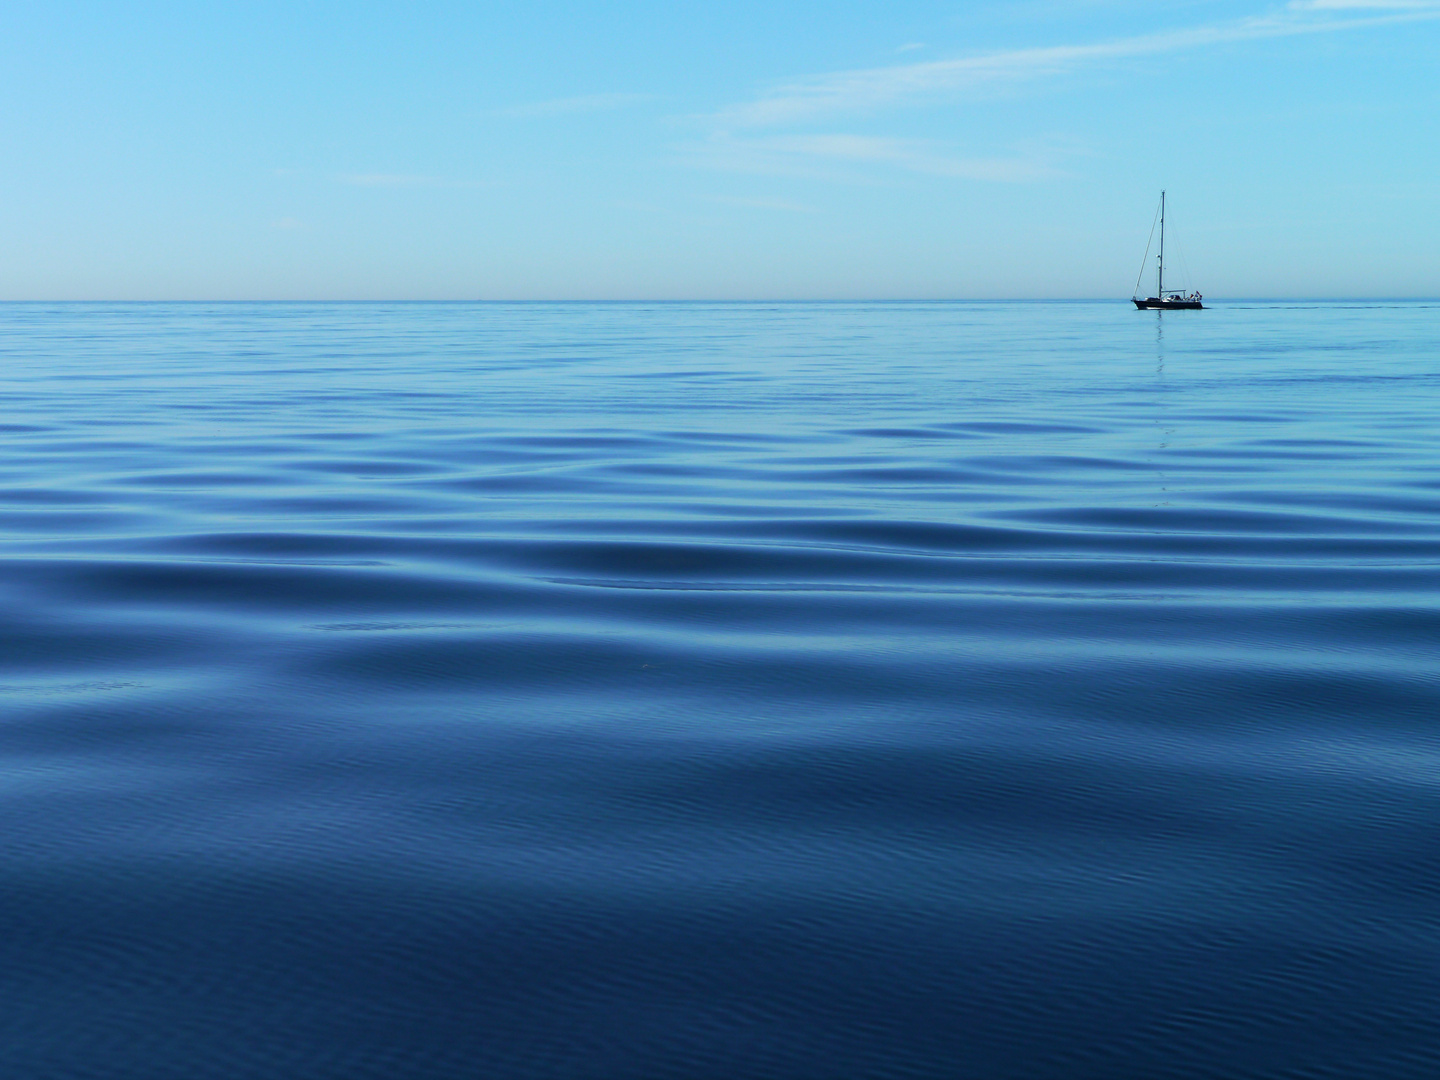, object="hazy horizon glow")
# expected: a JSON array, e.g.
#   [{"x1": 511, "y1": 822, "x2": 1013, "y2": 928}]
[{"x1": 1, "y1": 1, "x2": 1437, "y2": 300}]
